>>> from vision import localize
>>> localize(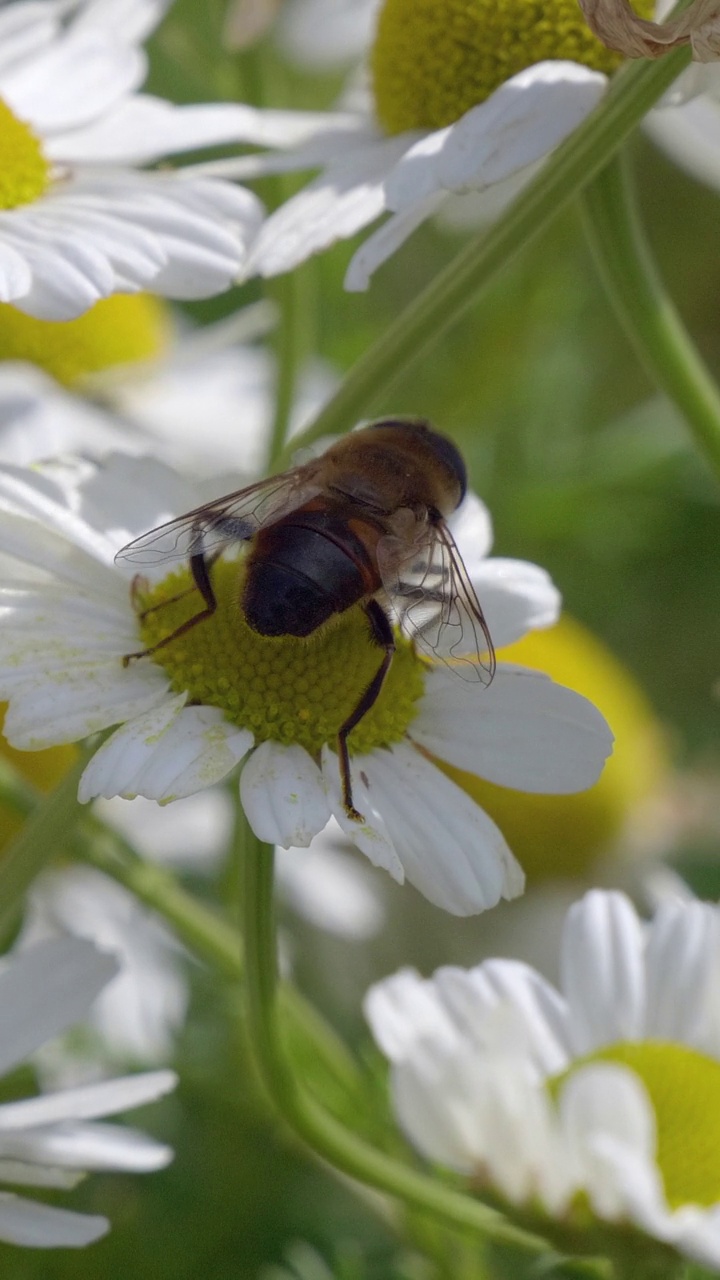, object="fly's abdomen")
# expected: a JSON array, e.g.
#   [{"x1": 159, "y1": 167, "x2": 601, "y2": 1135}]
[{"x1": 242, "y1": 511, "x2": 381, "y2": 638}]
